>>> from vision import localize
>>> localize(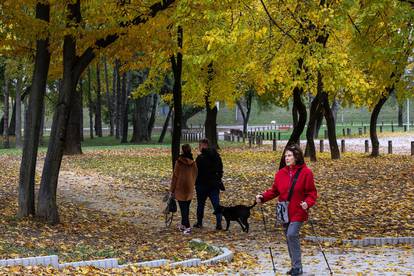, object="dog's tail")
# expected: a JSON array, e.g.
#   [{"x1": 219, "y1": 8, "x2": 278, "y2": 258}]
[{"x1": 249, "y1": 201, "x2": 257, "y2": 209}]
